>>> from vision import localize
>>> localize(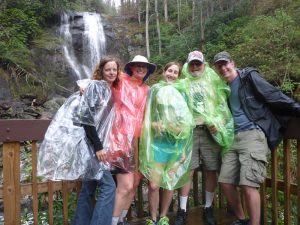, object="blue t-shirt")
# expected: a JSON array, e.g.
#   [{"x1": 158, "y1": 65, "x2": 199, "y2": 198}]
[{"x1": 229, "y1": 75, "x2": 257, "y2": 133}]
